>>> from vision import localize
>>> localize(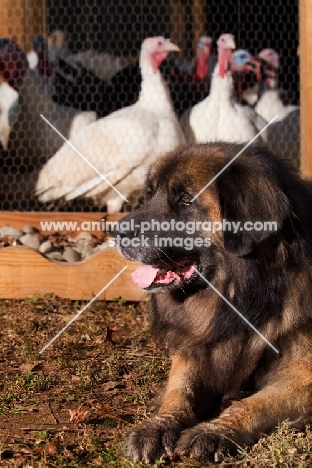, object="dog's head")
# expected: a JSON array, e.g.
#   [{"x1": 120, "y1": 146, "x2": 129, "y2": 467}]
[{"x1": 116, "y1": 142, "x2": 310, "y2": 292}]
